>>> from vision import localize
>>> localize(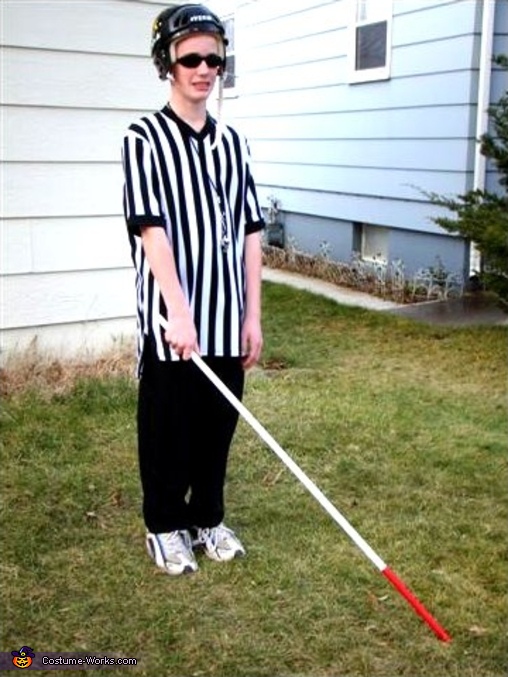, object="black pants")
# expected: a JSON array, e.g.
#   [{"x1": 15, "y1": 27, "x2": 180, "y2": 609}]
[{"x1": 137, "y1": 346, "x2": 245, "y2": 534}]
